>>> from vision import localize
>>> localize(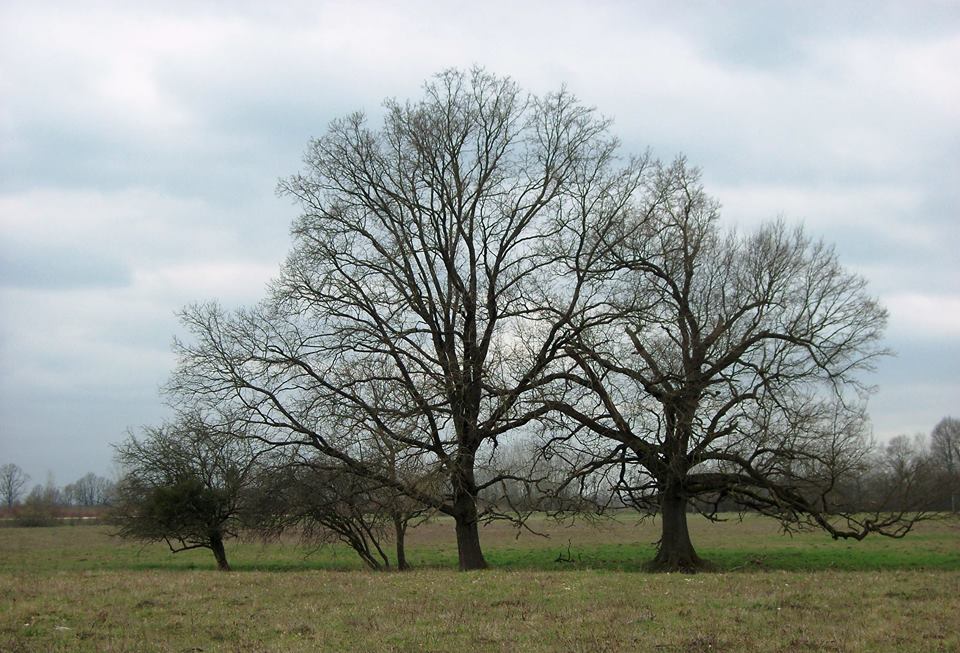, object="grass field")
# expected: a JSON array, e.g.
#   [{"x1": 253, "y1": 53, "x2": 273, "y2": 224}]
[{"x1": 1, "y1": 514, "x2": 958, "y2": 651}]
